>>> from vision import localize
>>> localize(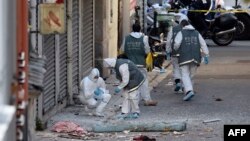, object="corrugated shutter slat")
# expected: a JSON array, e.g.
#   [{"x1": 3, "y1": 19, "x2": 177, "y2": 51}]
[
  {"x1": 43, "y1": 35, "x2": 56, "y2": 114},
  {"x1": 81, "y1": 0, "x2": 94, "y2": 77},
  {"x1": 58, "y1": 0, "x2": 68, "y2": 102},
  {"x1": 58, "y1": 32, "x2": 68, "y2": 101},
  {"x1": 72, "y1": 0, "x2": 80, "y2": 94}
]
